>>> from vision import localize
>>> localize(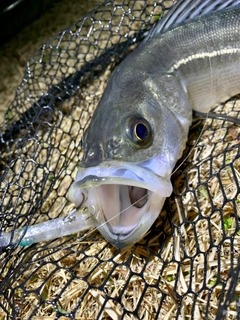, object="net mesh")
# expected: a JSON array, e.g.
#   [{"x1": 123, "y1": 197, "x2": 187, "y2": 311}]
[{"x1": 0, "y1": 0, "x2": 240, "y2": 319}]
